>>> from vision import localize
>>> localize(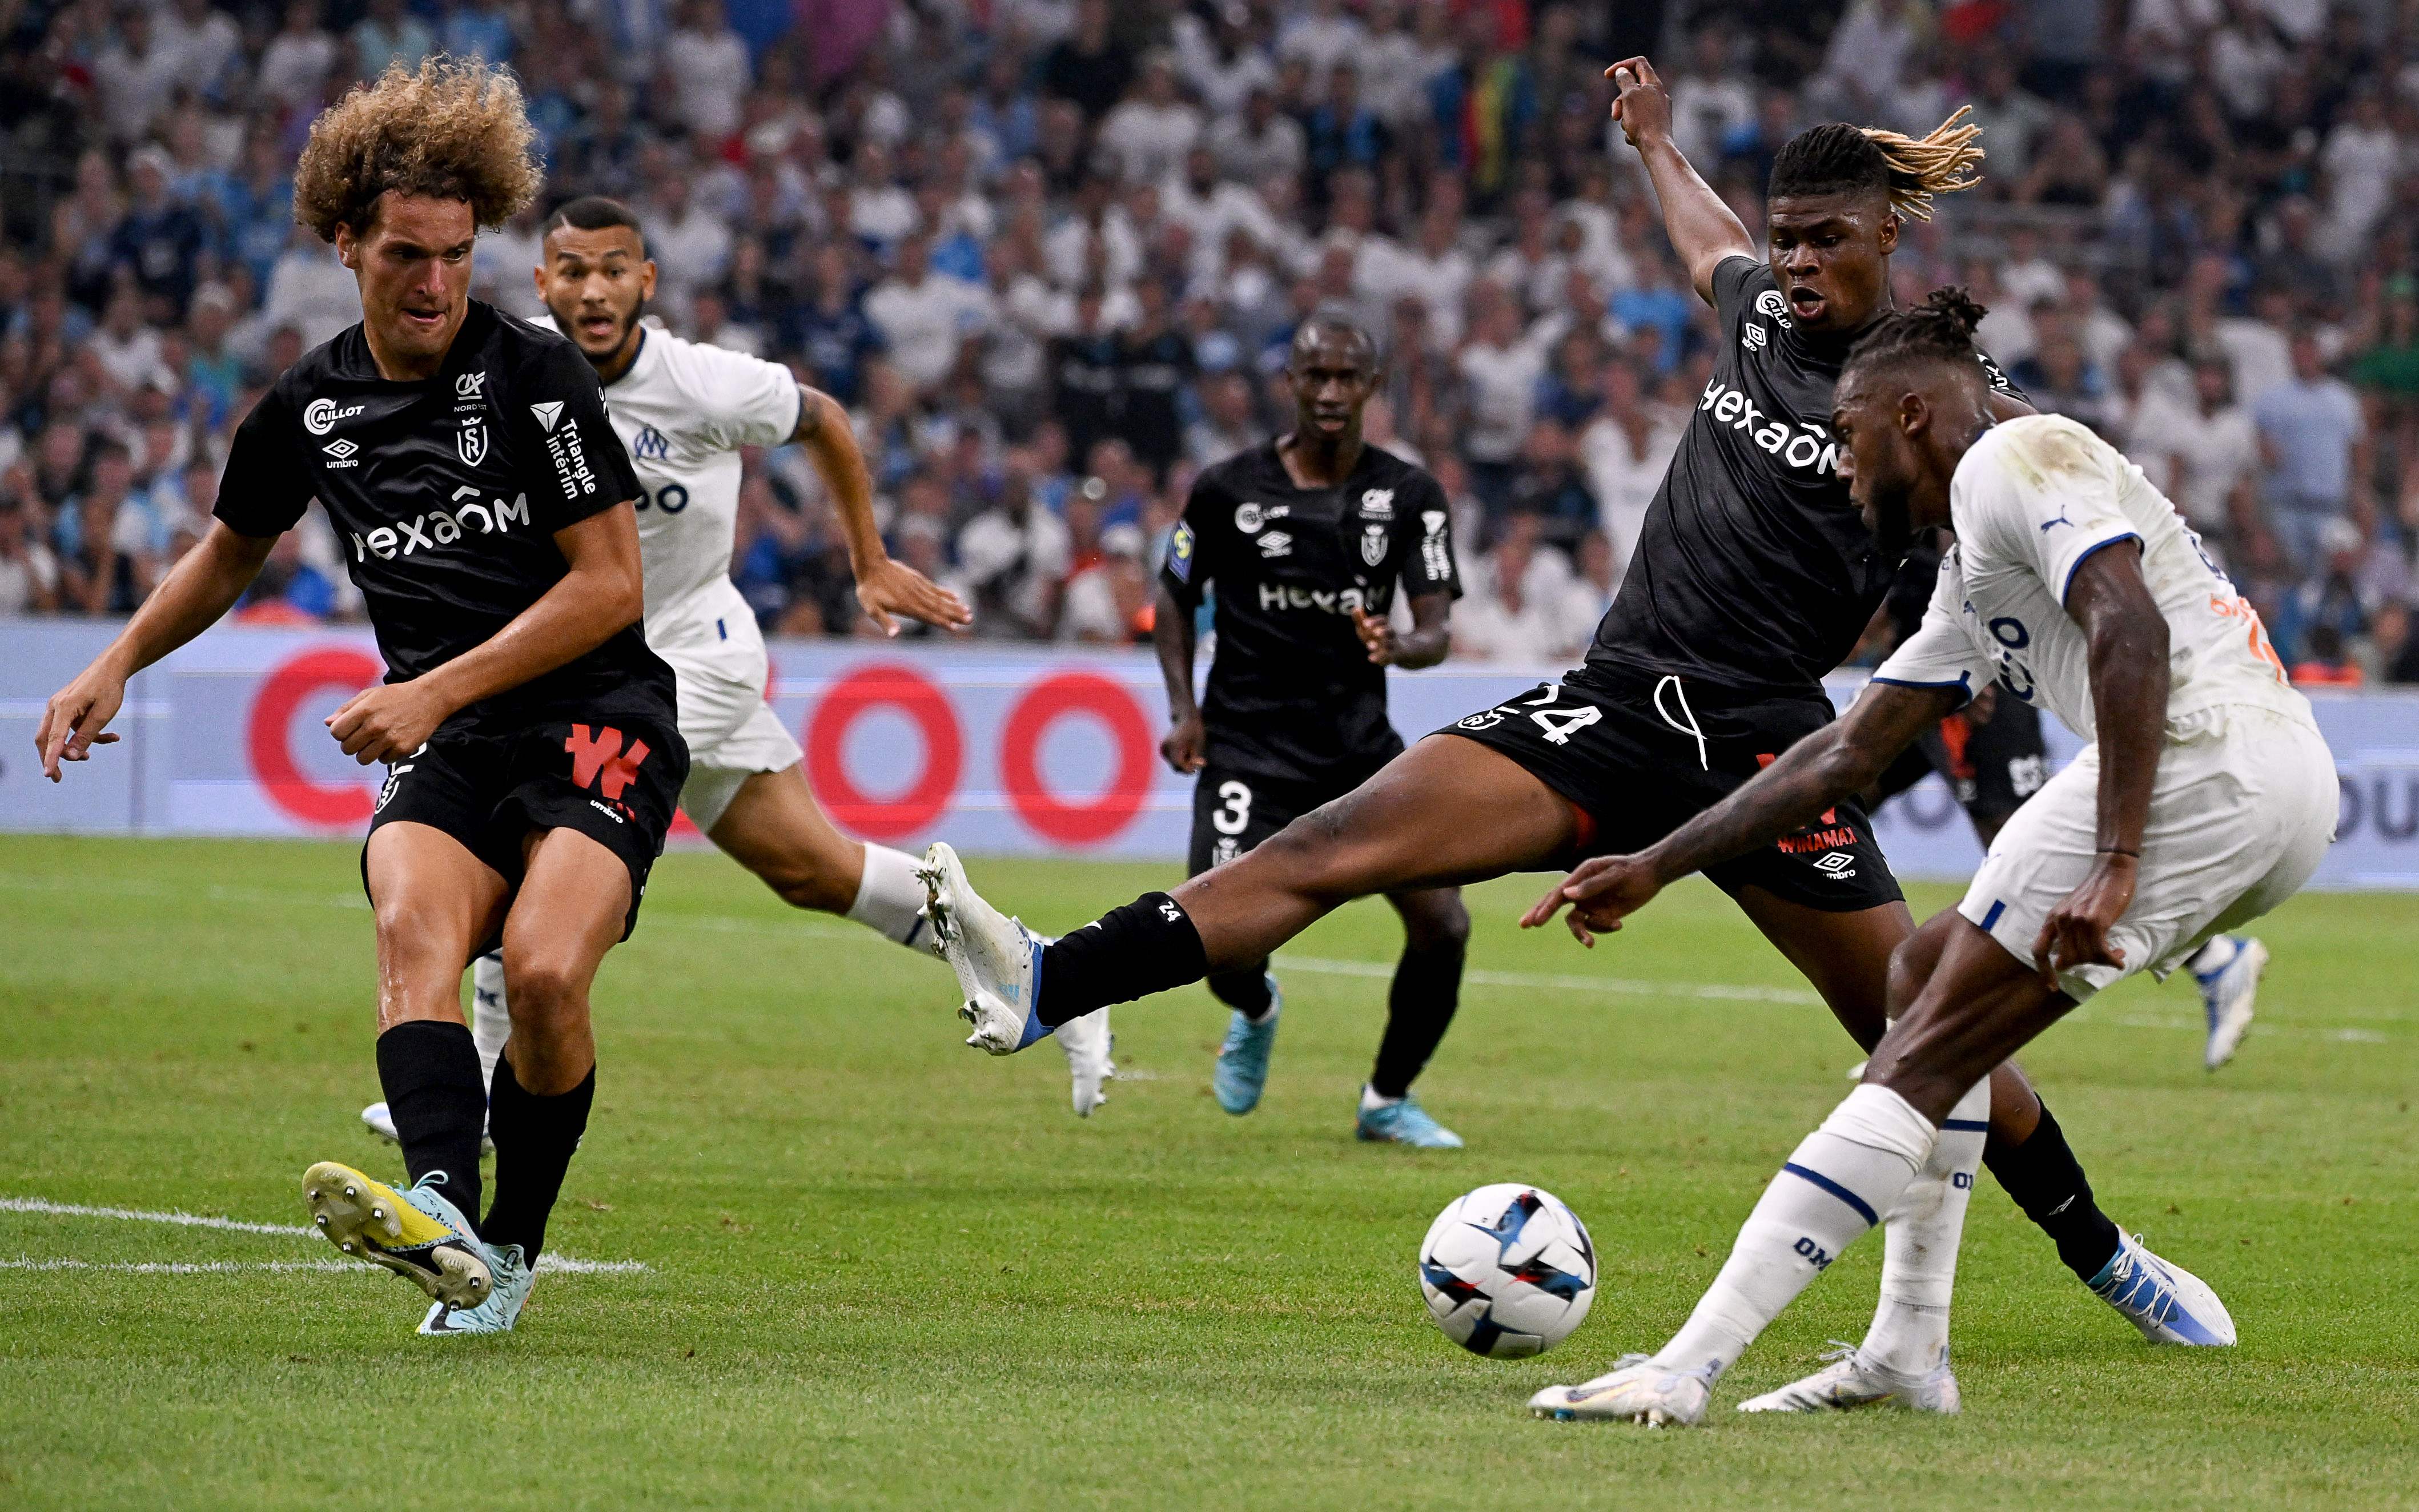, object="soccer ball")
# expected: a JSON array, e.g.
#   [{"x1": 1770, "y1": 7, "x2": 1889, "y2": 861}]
[{"x1": 1417, "y1": 1184, "x2": 1597, "y2": 1358}]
